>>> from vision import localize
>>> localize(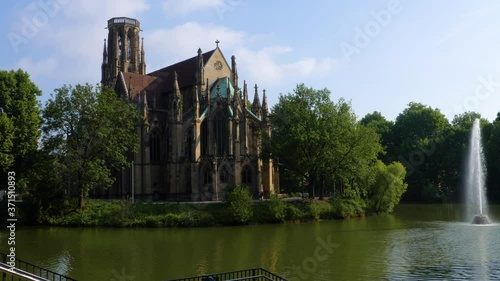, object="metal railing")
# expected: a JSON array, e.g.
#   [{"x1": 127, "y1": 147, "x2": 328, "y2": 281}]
[
  {"x1": 0, "y1": 253, "x2": 76, "y2": 281},
  {"x1": 168, "y1": 268, "x2": 288, "y2": 281}
]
